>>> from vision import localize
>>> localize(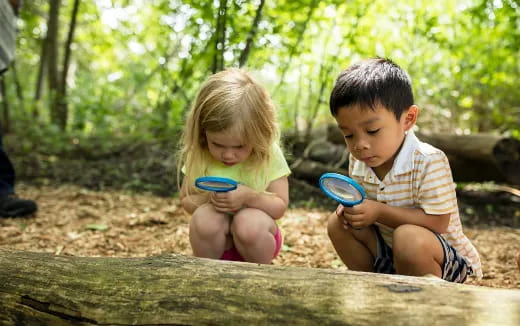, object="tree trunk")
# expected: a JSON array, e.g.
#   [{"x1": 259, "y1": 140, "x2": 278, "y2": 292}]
[
  {"x1": 0, "y1": 76, "x2": 10, "y2": 133},
  {"x1": 46, "y1": 0, "x2": 62, "y2": 128},
  {"x1": 1, "y1": 249, "x2": 518, "y2": 325},
  {"x1": 238, "y1": 0, "x2": 265, "y2": 67},
  {"x1": 53, "y1": 0, "x2": 80, "y2": 129},
  {"x1": 33, "y1": 35, "x2": 47, "y2": 118},
  {"x1": 10, "y1": 62, "x2": 23, "y2": 104},
  {"x1": 272, "y1": 0, "x2": 318, "y2": 97},
  {"x1": 211, "y1": 0, "x2": 228, "y2": 74},
  {"x1": 326, "y1": 124, "x2": 520, "y2": 184}
]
